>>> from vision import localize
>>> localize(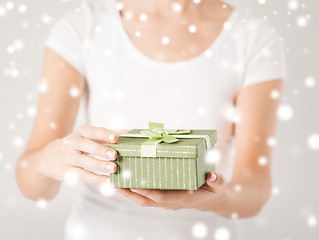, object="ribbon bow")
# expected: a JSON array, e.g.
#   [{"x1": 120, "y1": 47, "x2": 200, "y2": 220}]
[
  {"x1": 120, "y1": 122, "x2": 212, "y2": 157},
  {"x1": 140, "y1": 122, "x2": 191, "y2": 145}
]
